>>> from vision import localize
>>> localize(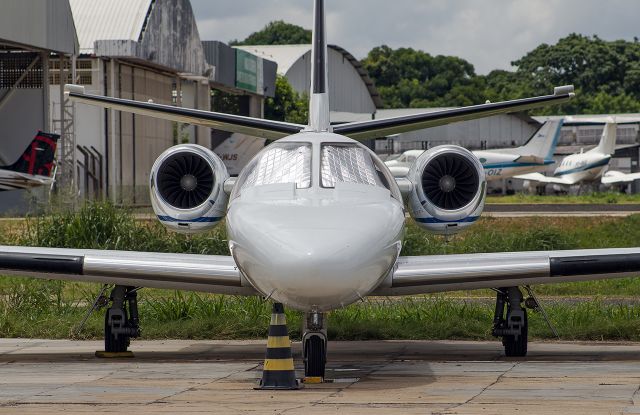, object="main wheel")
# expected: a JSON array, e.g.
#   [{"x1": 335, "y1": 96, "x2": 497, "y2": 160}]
[
  {"x1": 503, "y1": 310, "x2": 528, "y2": 357},
  {"x1": 304, "y1": 335, "x2": 326, "y2": 378},
  {"x1": 104, "y1": 309, "x2": 130, "y2": 353}
]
